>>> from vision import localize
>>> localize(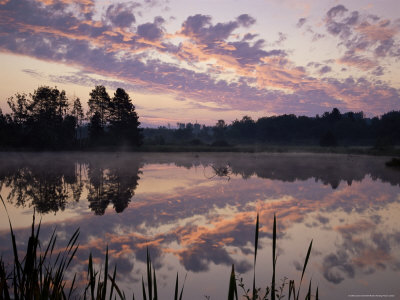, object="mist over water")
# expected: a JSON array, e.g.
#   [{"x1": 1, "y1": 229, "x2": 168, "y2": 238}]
[{"x1": 0, "y1": 152, "x2": 399, "y2": 299}]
